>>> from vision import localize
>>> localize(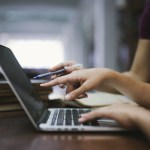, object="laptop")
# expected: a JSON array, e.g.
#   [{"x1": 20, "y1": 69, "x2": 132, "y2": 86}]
[{"x1": 0, "y1": 45, "x2": 125, "y2": 132}]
